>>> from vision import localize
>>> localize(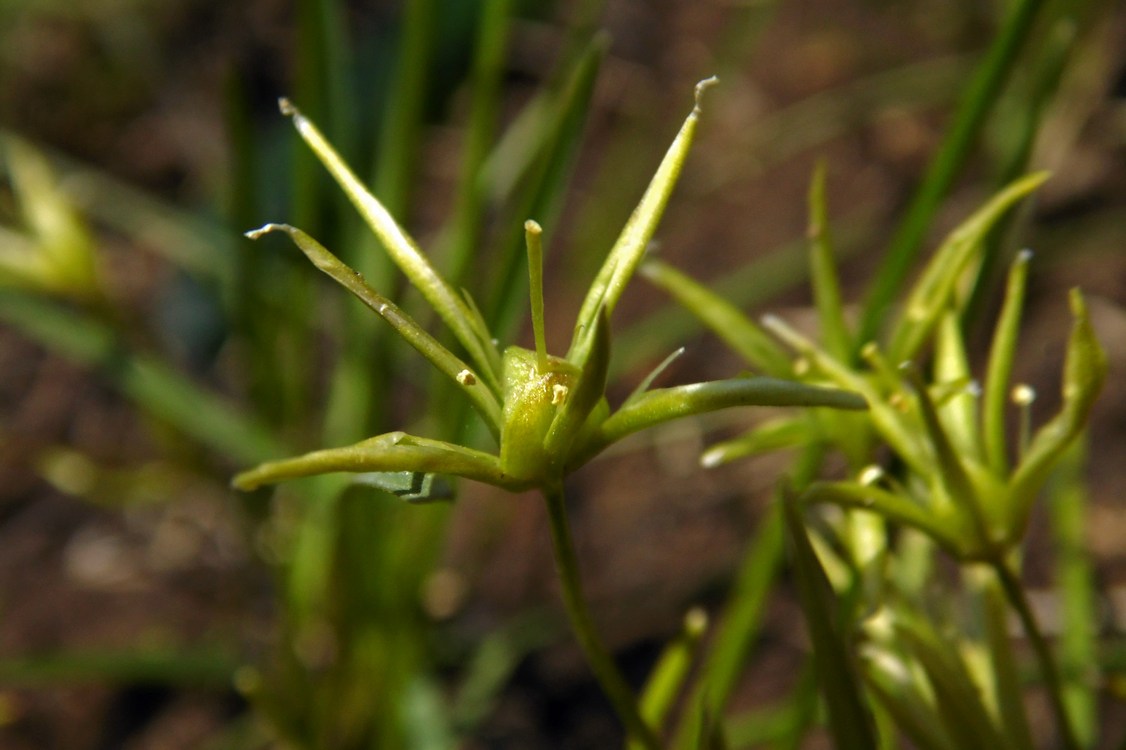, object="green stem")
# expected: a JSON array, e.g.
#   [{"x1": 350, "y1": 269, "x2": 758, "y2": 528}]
[
  {"x1": 993, "y1": 558, "x2": 1081, "y2": 750},
  {"x1": 856, "y1": 0, "x2": 1046, "y2": 348},
  {"x1": 542, "y1": 484, "x2": 661, "y2": 750}
]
